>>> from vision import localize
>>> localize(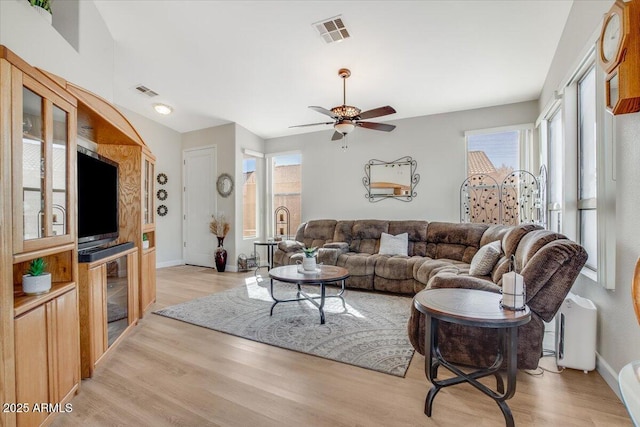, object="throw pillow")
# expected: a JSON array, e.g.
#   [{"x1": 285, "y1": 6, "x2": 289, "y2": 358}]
[
  {"x1": 469, "y1": 240, "x2": 502, "y2": 276},
  {"x1": 378, "y1": 232, "x2": 409, "y2": 256}
]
